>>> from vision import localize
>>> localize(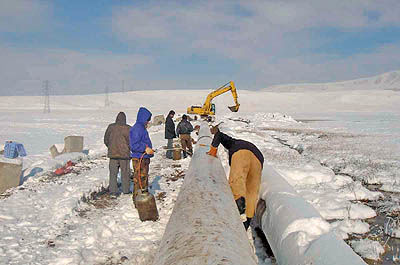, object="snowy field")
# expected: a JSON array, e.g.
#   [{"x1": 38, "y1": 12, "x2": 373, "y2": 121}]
[{"x1": 0, "y1": 88, "x2": 400, "y2": 264}]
